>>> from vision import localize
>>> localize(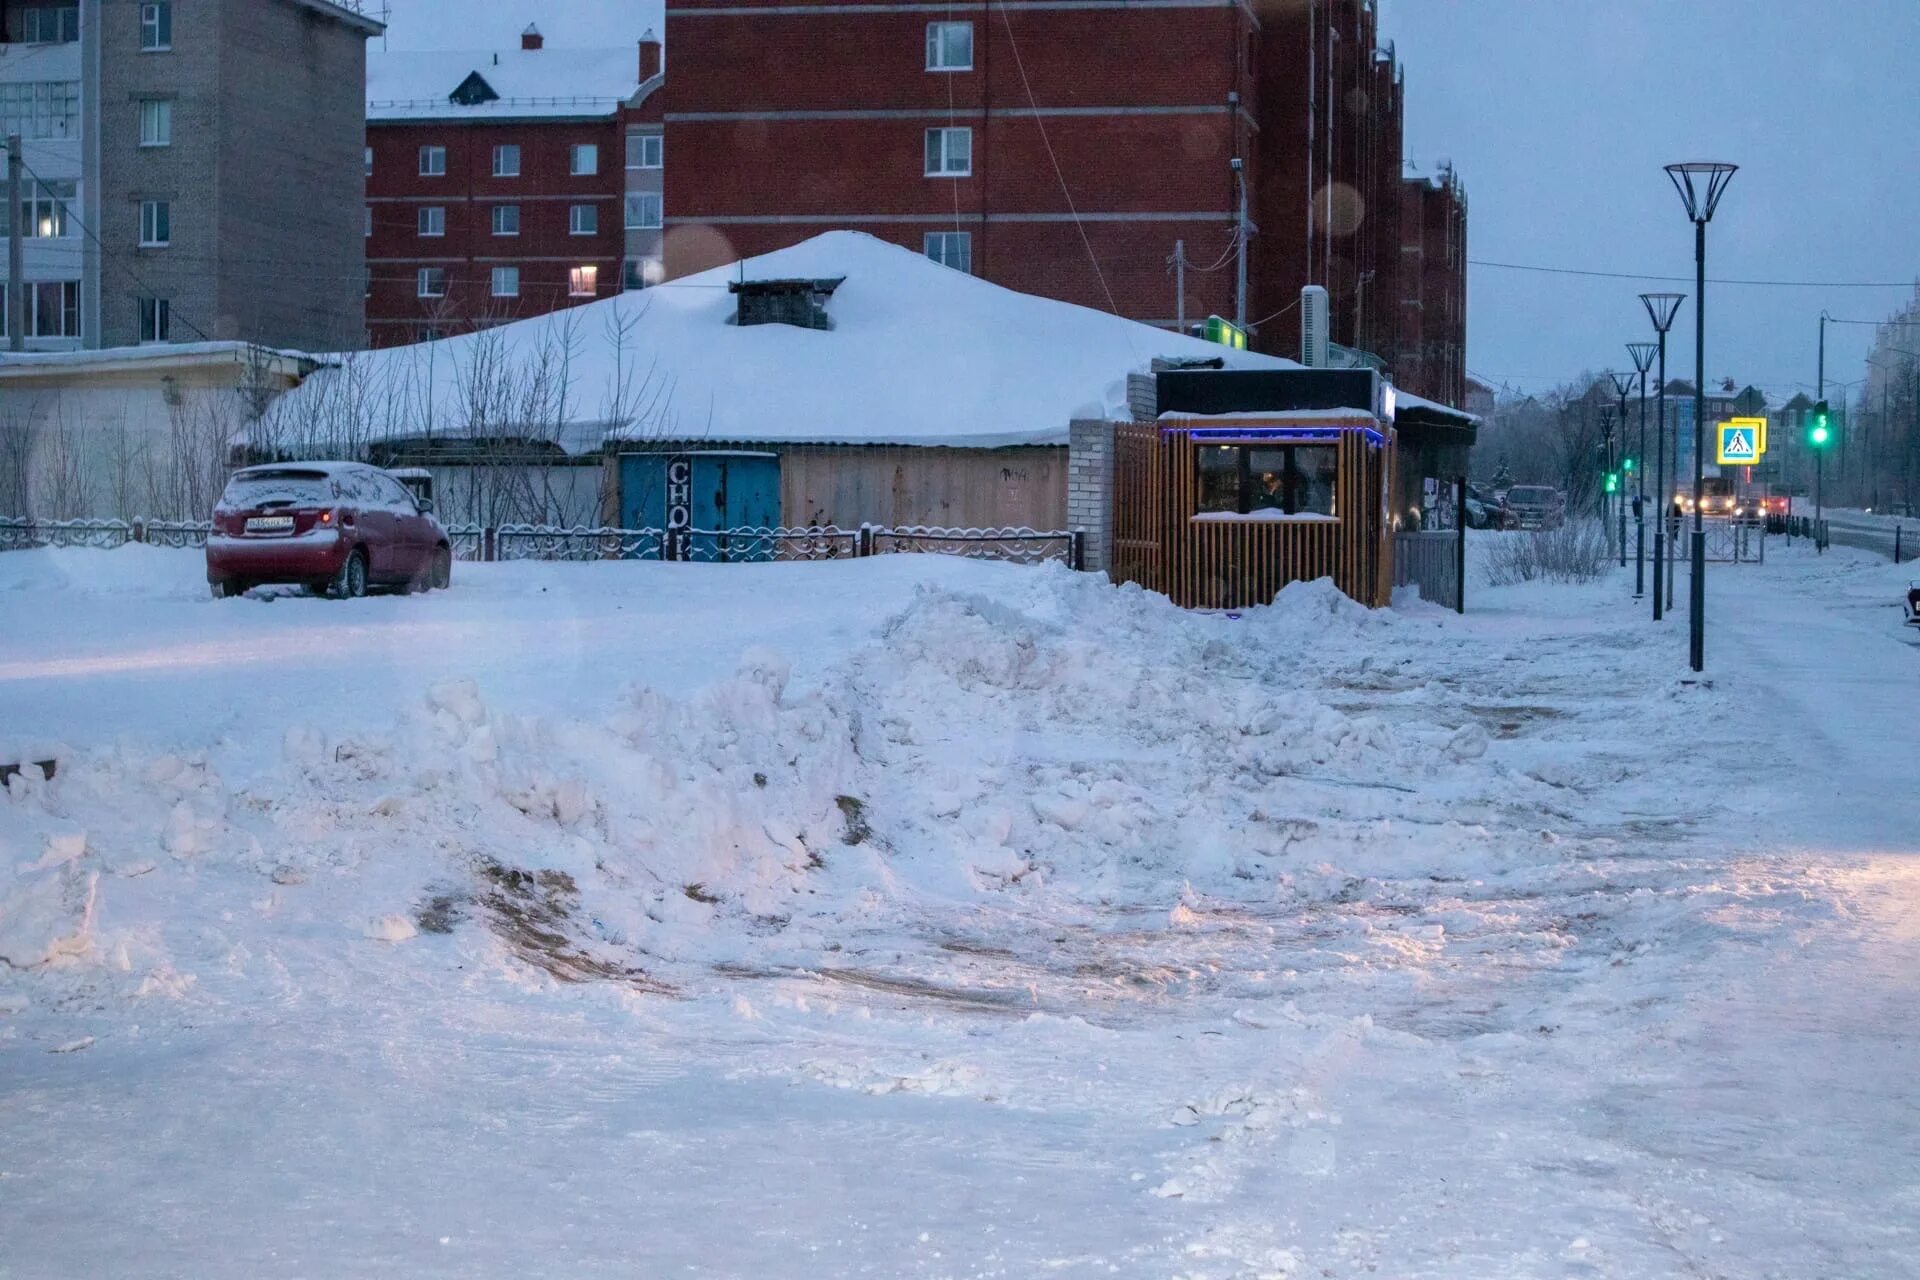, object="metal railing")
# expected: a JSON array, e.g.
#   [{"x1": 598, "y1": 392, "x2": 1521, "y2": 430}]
[
  {"x1": 1392, "y1": 530, "x2": 1461, "y2": 610},
  {"x1": 874, "y1": 526, "x2": 1082, "y2": 567},
  {"x1": 496, "y1": 523, "x2": 665, "y2": 562}
]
